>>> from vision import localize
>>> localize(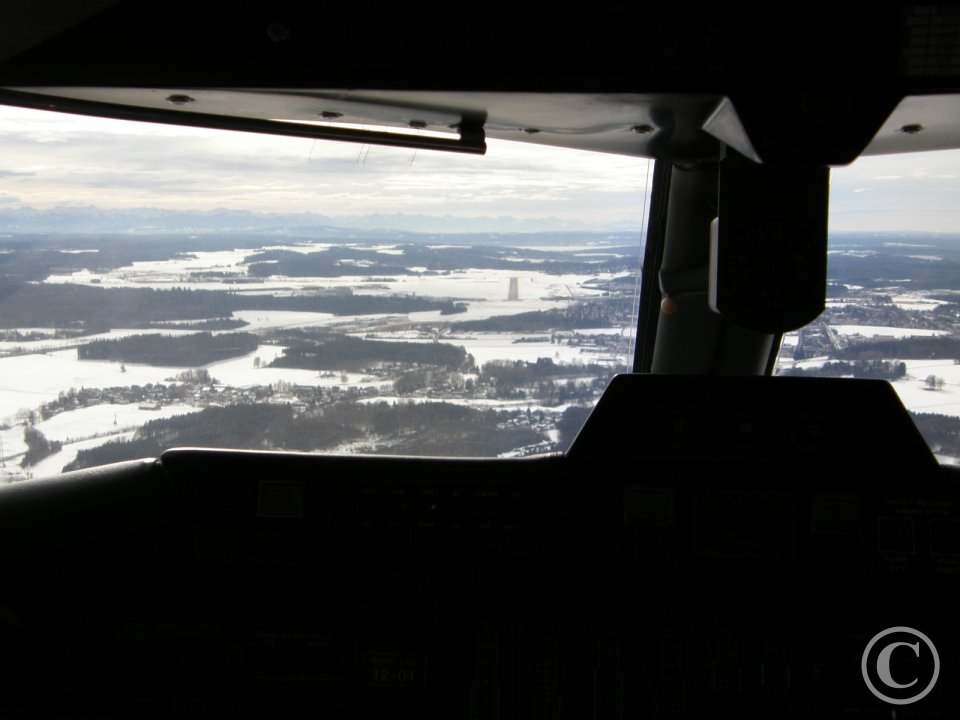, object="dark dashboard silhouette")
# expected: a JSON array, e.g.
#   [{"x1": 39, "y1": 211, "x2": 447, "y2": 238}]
[{"x1": 1, "y1": 2, "x2": 959, "y2": 717}]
